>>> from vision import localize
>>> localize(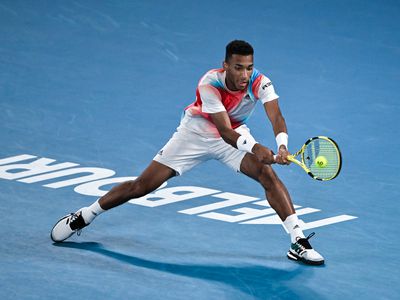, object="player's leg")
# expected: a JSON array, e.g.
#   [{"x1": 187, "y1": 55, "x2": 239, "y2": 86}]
[
  {"x1": 82, "y1": 160, "x2": 176, "y2": 222},
  {"x1": 98, "y1": 160, "x2": 176, "y2": 210},
  {"x1": 51, "y1": 127, "x2": 209, "y2": 243},
  {"x1": 239, "y1": 153, "x2": 295, "y2": 221},
  {"x1": 51, "y1": 161, "x2": 176, "y2": 242},
  {"x1": 214, "y1": 125, "x2": 297, "y2": 222},
  {"x1": 240, "y1": 153, "x2": 324, "y2": 265}
]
